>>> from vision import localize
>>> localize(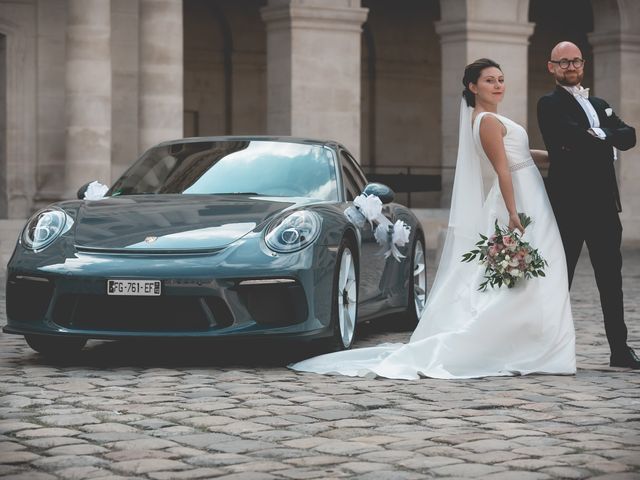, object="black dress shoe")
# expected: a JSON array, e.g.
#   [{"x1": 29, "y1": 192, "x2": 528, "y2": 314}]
[{"x1": 610, "y1": 346, "x2": 640, "y2": 369}]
